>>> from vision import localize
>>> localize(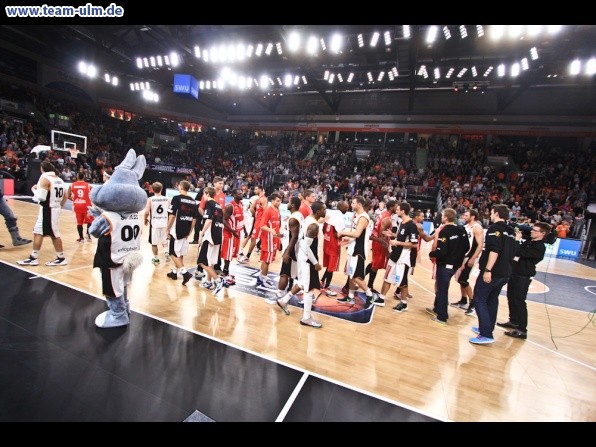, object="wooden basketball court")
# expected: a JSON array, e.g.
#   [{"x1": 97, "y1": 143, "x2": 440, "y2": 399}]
[{"x1": 1, "y1": 198, "x2": 594, "y2": 422}]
